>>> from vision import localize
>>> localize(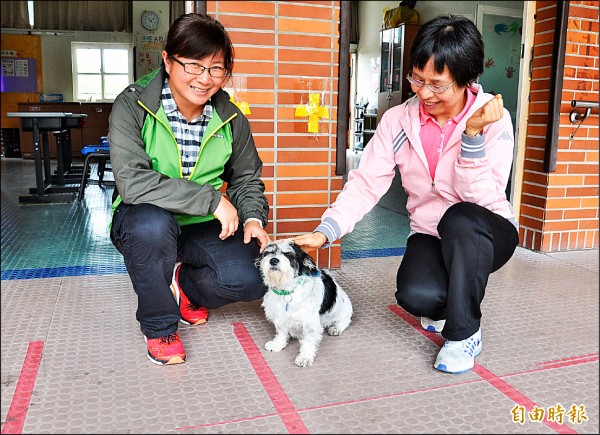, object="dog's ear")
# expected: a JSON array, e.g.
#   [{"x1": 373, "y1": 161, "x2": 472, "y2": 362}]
[
  {"x1": 291, "y1": 241, "x2": 318, "y2": 275},
  {"x1": 254, "y1": 245, "x2": 268, "y2": 268}
]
